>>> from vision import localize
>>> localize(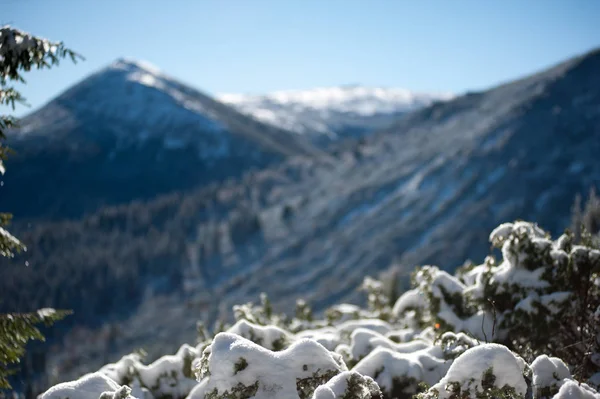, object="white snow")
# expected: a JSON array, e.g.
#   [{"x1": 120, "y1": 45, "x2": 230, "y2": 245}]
[
  {"x1": 529, "y1": 355, "x2": 600, "y2": 399},
  {"x1": 353, "y1": 346, "x2": 449, "y2": 394},
  {"x1": 492, "y1": 265, "x2": 550, "y2": 290},
  {"x1": 226, "y1": 319, "x2": 294, "y2": 350},
  {"x1": 112, "y1": 58, "x2": 163, "y2": 76},
  {"x1": 554, "y1": 380, "x2": 600, "y2": 399},
  {"x1": 530, "y1": 355, "x2": 571, "y2": 389},
  {"x1": 219, "y1": 86, "x2": 453, "y2": 139},
  {"x1": 438, "y1": 332, "x2": 479, "y2": 360},
  {"x1": 41, "y1": 372, "x2": 136, "y2": 399},
  {"x1": 336, "y1": 319, "x2": 394, "y2": 336},
  {"x1": 347, "y1": 328, "x2": 430, "y2": 361},
  {"x1": 99, "y1": 344, "x2": 198, "y2": 398},
  {"x1": 490, "y1": 221, "x2": 546, "y2": 248},
  {"x1": 36, "y1": 308, "x2": 57, "y2": 318},
  {"x1": 296, "y1": 328, "x2": 342, "y2": 351},
  {"x1": 311, "y1": 371, "x2": 381, "y2": 399},
  {"x1": 0, "y1": 226, "x2": 24, "y2": 256},
  {"x1": 489, "y1": 222, "x2": 515, "y2": 246},
  {"x1": 219, "y1": 87, "x2": 453, "y2": 116},
  {"x1": 194, "y1": 332, "x2": 346, "y2": 399},
  {"x1": 427, "y1": 344, "x2": 527, "y2": 399}
]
